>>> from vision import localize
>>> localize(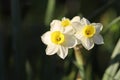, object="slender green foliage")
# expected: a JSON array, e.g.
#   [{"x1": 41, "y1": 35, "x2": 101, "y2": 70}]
[{"x1": 102, "y1": 39, "x2": 120, "y2": 80}]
